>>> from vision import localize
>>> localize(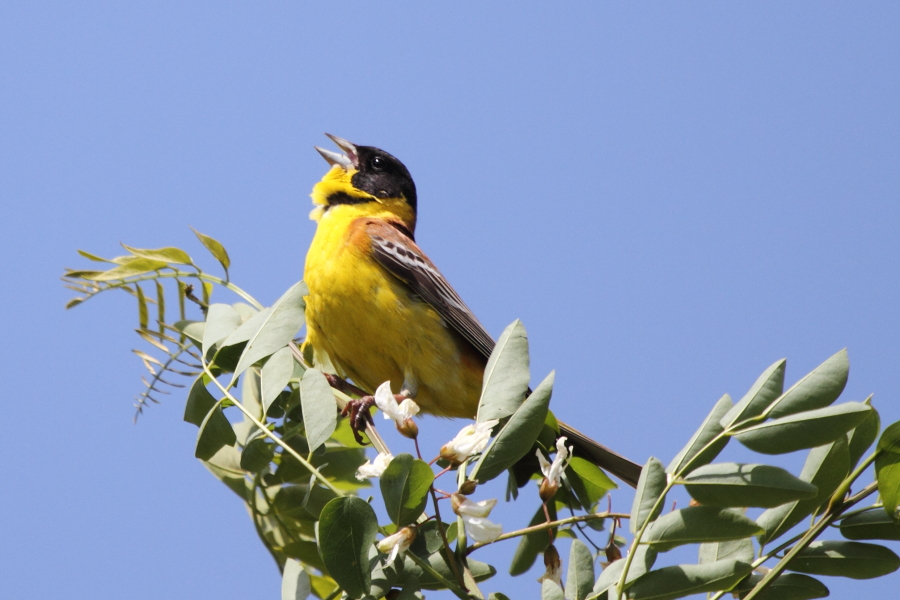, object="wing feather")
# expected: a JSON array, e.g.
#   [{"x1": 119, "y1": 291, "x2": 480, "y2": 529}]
[{"x1": 365, "y1": 220, "x2": 496, "y2": 360}]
